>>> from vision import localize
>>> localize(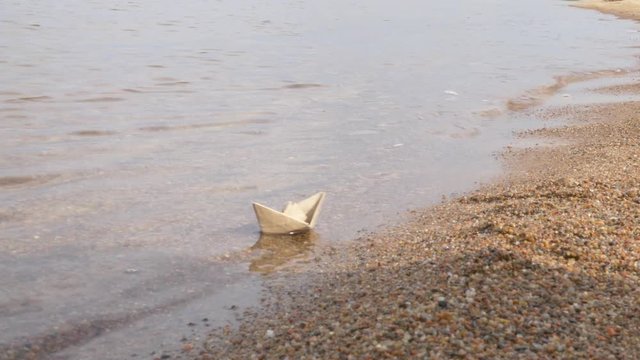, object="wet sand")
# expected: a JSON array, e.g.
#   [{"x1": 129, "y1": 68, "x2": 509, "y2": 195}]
[{"x1": 197, "y1": 6, "x2": 640, "y2": 360}]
